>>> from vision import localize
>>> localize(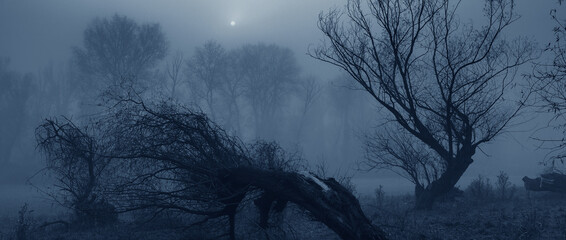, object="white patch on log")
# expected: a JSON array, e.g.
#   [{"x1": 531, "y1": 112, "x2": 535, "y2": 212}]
[{"x1": 299, "y1": 171, "x2": 330, "y2": 192}]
